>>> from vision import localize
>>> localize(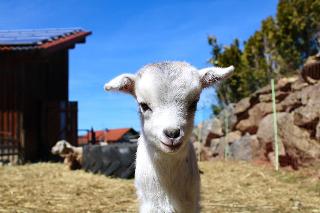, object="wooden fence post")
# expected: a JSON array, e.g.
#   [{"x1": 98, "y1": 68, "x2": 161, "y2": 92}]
[{"x1": 271, "y1": 79, "x2": 279, "y2": 171}]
